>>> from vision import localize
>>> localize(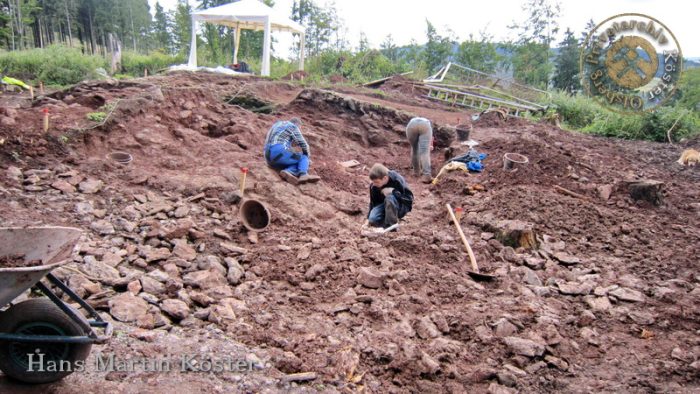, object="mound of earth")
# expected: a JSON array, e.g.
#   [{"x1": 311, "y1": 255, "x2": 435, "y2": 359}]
[{"x1": 0, "y1": 71, "x2": 698, "y2": 393}]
